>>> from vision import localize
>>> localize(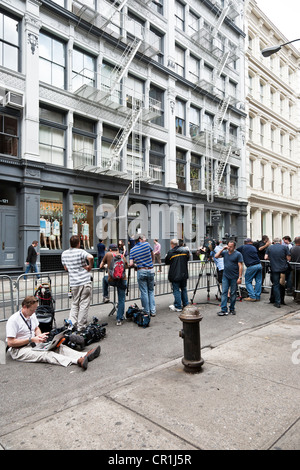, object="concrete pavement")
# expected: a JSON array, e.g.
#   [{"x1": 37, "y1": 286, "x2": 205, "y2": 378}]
[{"x1": 0, "y1": 287, "x2": 300, "y2": 451}]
